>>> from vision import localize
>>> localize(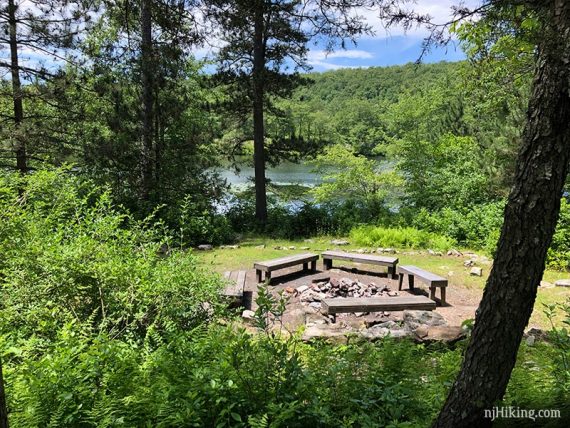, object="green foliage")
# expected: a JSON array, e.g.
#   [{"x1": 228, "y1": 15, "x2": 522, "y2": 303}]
[
  {"x1": 411, "y1": 201, "x2": 506, "y2": 254},
  {"x1": 310, "y1": 145, "x2": 402, "y2": 212},
  {"x1": 394, "y1": 134, "x2": 493, "y2": 211},
  {"x1": 547, "y1": 199, "x2": 570, "y2": 270},
  {"x1": 350, "y1": 226, "x2": 455, "y2": 251},
  {"x1": 0, "y1": 168, "x2": 224, "y2": 348}
]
